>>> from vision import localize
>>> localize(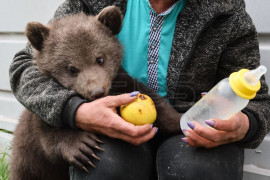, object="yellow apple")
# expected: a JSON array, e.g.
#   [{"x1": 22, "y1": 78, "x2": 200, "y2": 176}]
[{"x1": 120, "y1": 94, "x2": 157, "y2": 125}]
